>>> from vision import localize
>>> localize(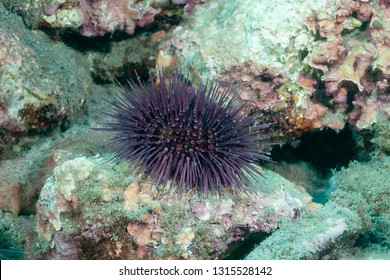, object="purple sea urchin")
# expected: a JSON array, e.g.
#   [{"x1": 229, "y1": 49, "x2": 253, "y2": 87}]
[{"x1": 97, "y1": 71, "x2": 272, "y2": 195}]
